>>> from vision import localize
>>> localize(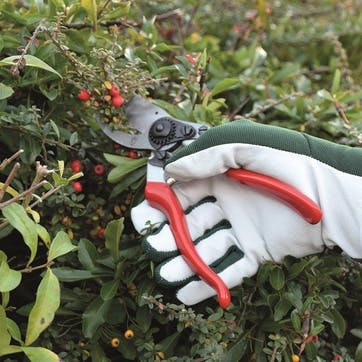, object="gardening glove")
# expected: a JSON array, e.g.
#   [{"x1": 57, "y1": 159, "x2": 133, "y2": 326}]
[{"x1": 131, "y1": 120, "x2": 362, "y2": 306}]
